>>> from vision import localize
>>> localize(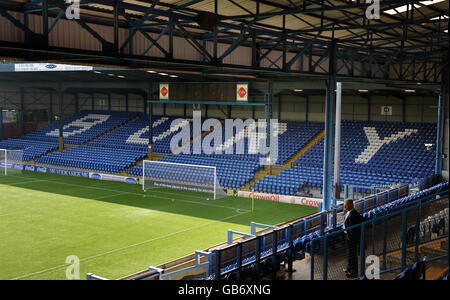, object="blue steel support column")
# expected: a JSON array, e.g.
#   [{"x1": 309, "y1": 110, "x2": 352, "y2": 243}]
[
  {"x1": 322, "y1": 78, "x2": 335, "y2": 212},
  {"x1": 266, "y1": 82, "x2": 273, "y2": 170},
  {"x1": 323, "y1": 40, "x2": 337, "y2": 212},
  {"x1": 305, "y1": 95, "x2": 309, "y2": 123},
  {"x1": 435, "y1": 86, "x2": 445, "y2": 175},
  {"x1": 20, "y1": 87, "x2": 25, "y2": 137},
  {"x1": 57, "y1": 84, "x2": 64, "y2": 152},
  {"x1": 148, "y1": 84, "x2": 154, "y2": 161},
  {"x1": 48, "y1": 89, "x2": 53, "y2": 124}
]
